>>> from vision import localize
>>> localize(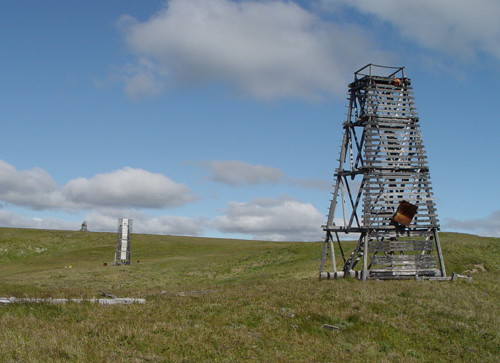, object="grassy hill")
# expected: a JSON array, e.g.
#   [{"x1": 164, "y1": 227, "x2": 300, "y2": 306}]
[{"x1": 0, "y1": 228, "x2": 498, "y2": 362}]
